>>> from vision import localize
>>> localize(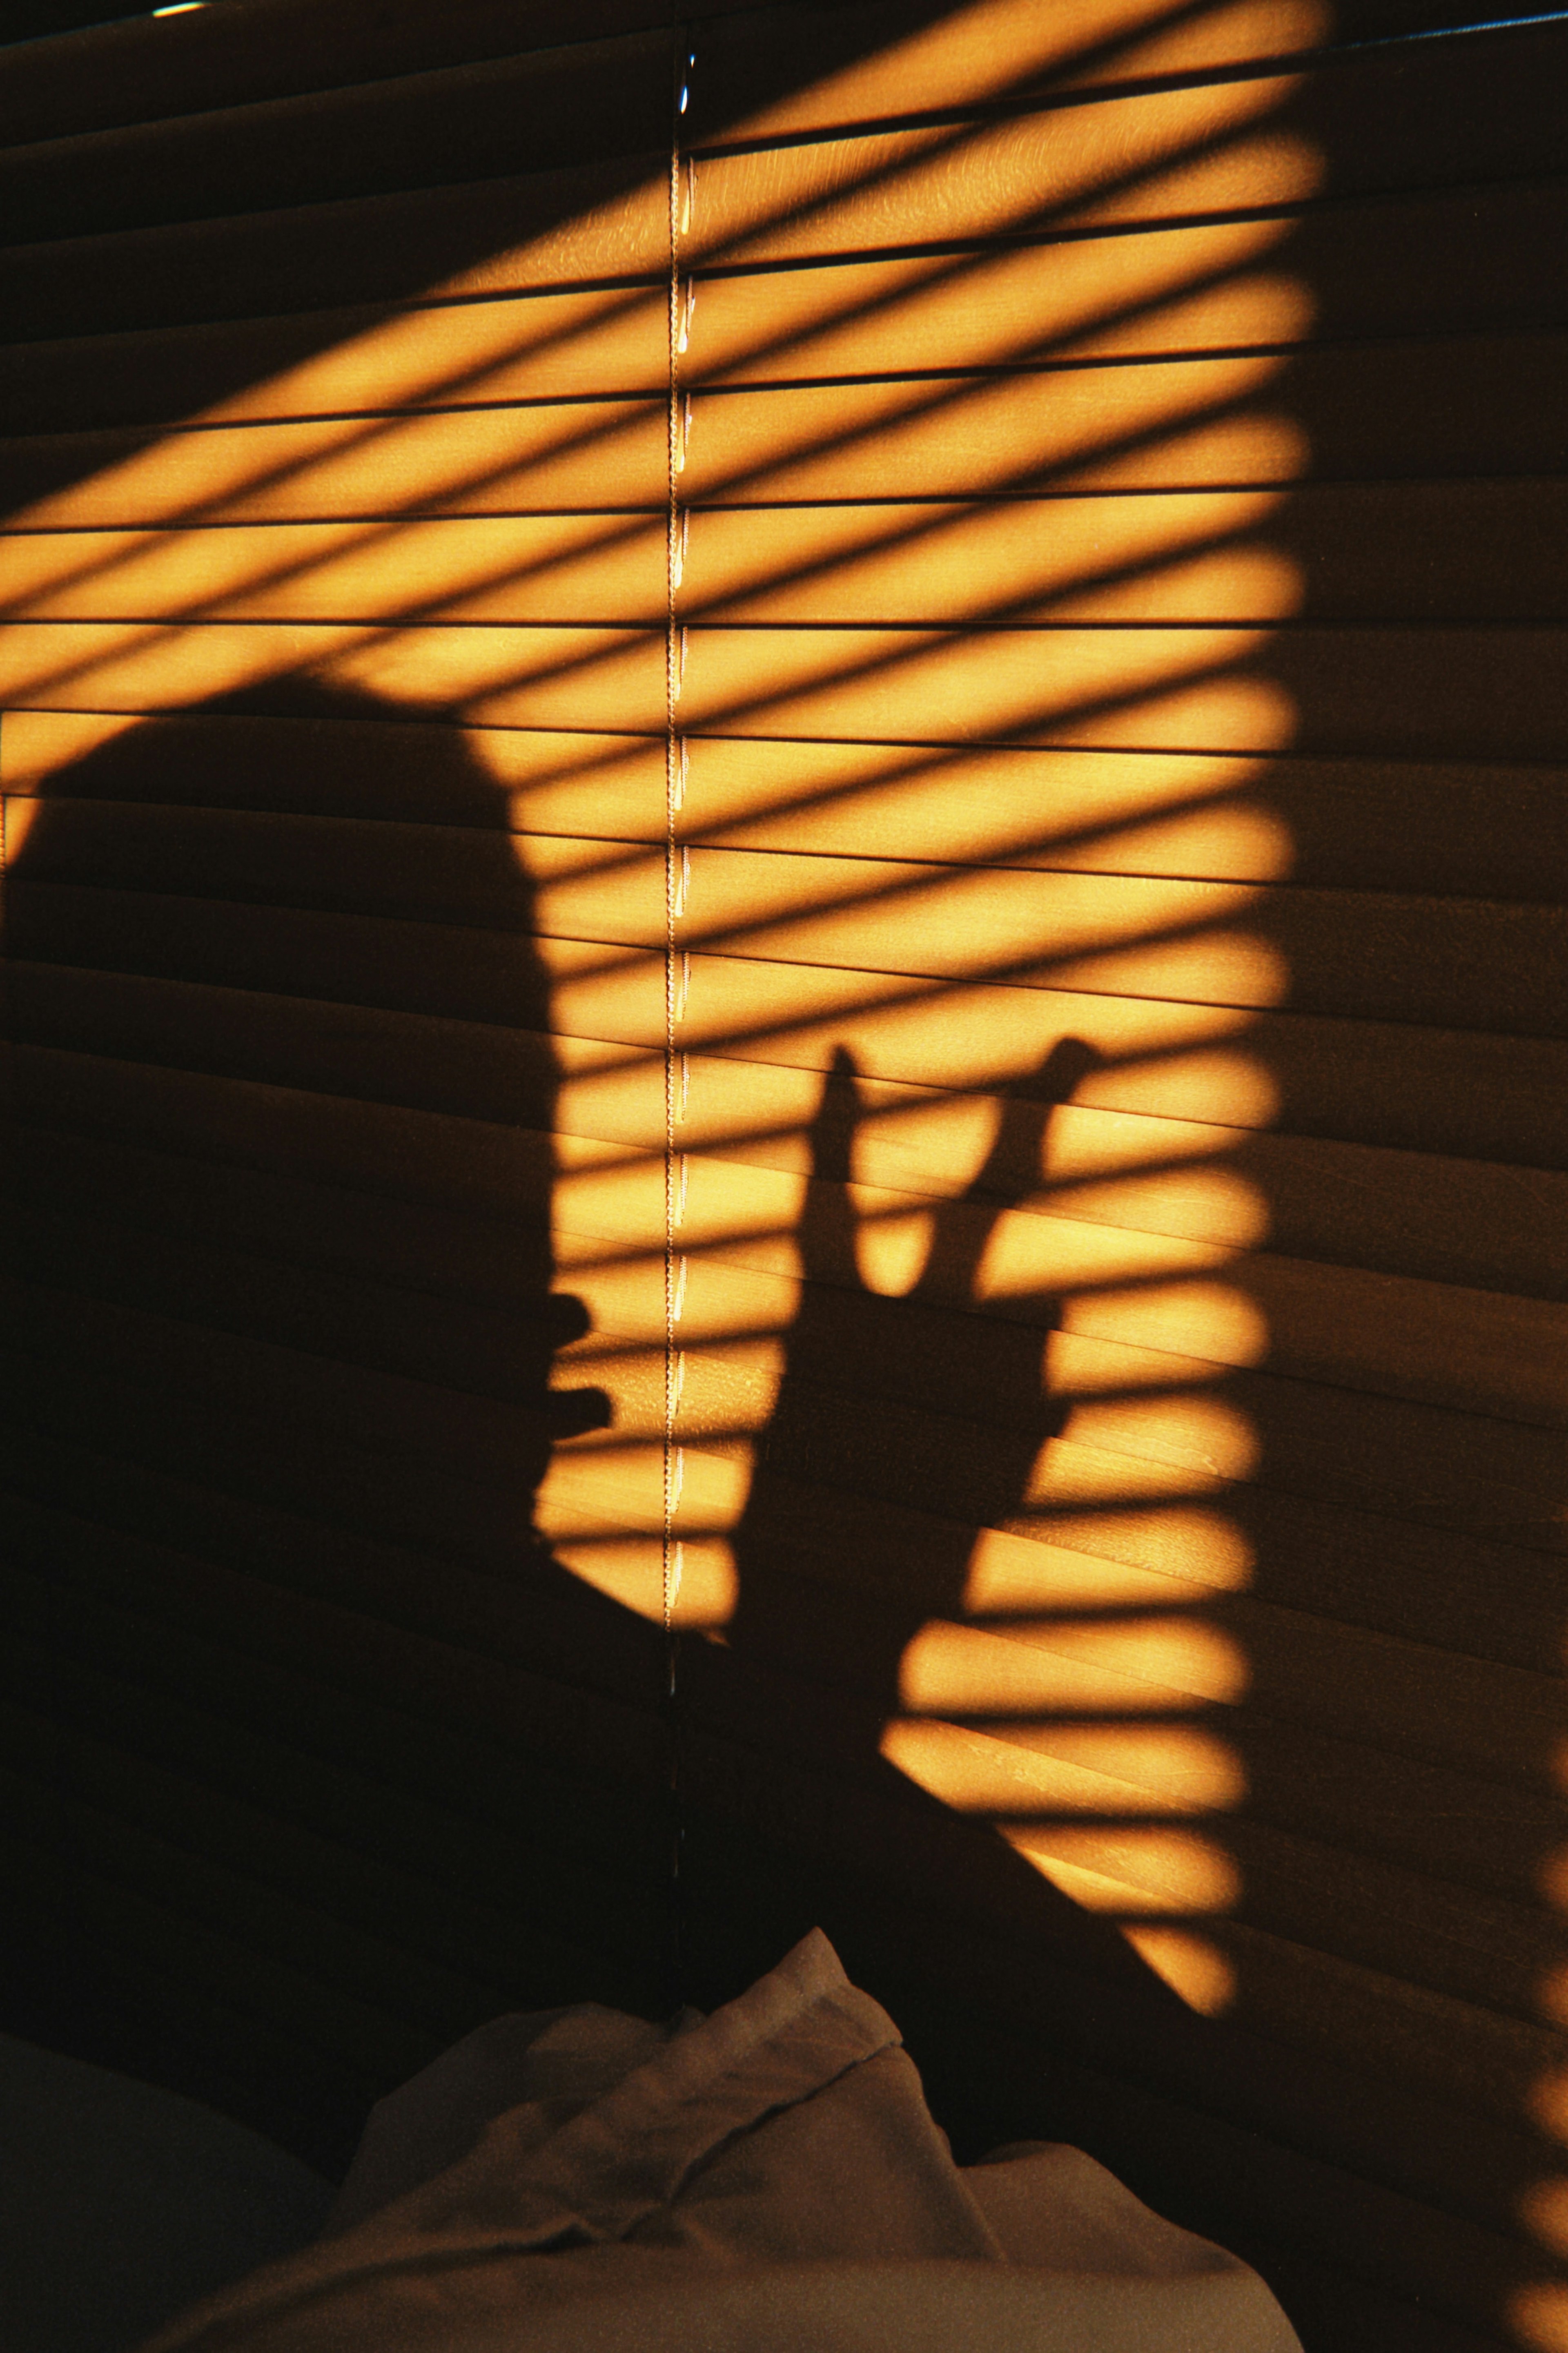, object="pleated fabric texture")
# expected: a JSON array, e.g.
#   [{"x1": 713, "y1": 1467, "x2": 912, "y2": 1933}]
[
  {"x1": 2, "y1": 3, "x2": 1568, "y2": 2347},
  {"x1": 138, "y1": 1929, "x2": 1303, "y2": 2353}
]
